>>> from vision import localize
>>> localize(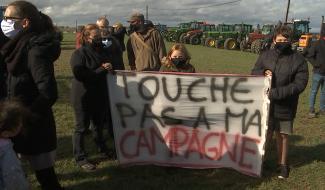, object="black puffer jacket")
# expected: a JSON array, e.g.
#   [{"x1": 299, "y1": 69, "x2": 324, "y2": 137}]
[
  {"x1": 305, "y1": 38, "x2": 325, "y2": 75},
  {"x1": 251, "y1": 49, "x2": 309, "y2": 120},
  {"x1": 1, "y1": 32, "x2": 61, "y2": 154}
]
